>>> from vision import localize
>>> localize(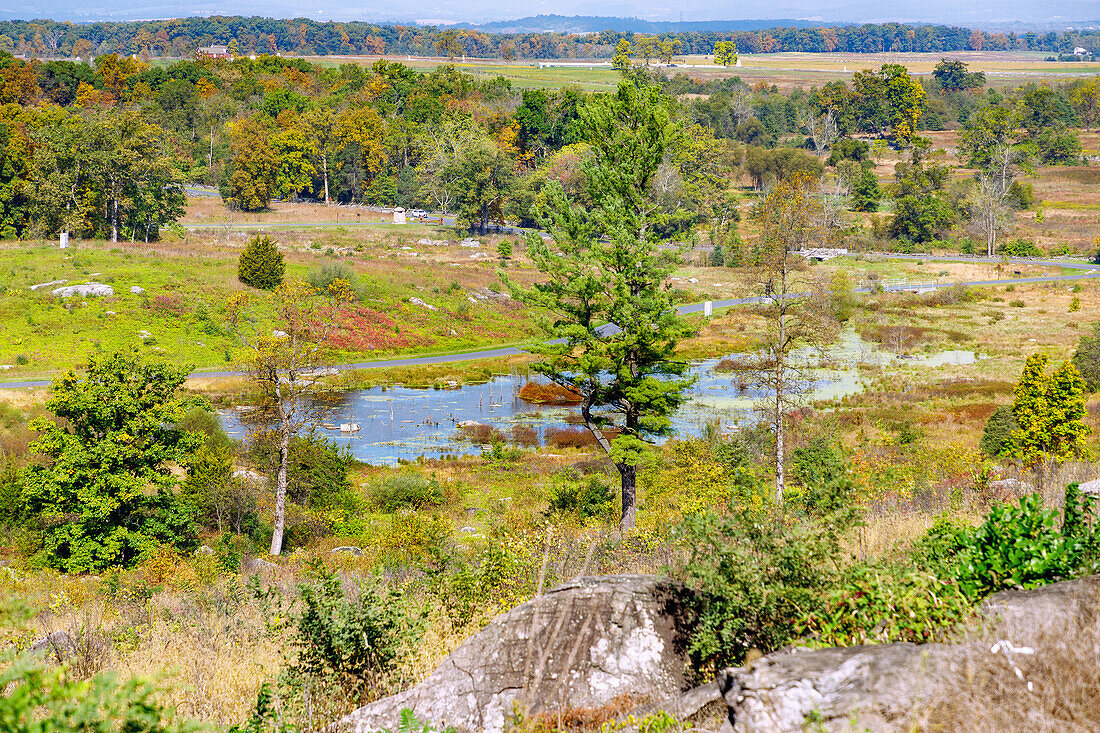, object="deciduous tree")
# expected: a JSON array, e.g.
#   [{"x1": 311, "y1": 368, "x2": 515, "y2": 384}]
[{"x1": 21, "y1": 350, "x2": 203, "y2": 572}]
